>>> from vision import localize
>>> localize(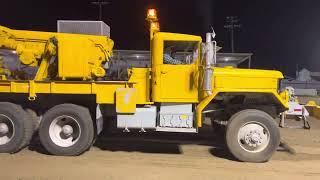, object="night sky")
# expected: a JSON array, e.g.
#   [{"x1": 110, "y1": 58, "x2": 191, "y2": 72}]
[{"x1": 1, "y1": 0, "x2": 320, "y2": 77}]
